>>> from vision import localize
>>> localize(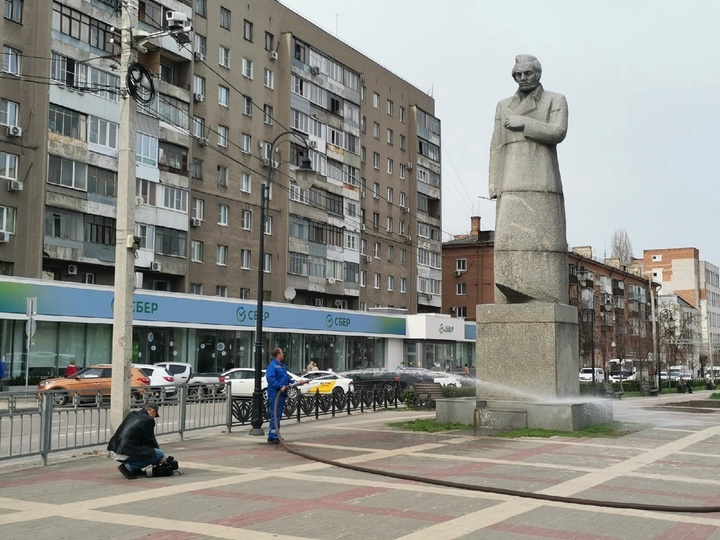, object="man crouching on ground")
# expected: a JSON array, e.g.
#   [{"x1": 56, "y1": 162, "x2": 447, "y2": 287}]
[{"x1": 108, "y1": 403, "x2": 166, "y2": 479}]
